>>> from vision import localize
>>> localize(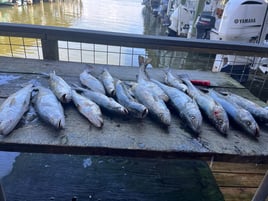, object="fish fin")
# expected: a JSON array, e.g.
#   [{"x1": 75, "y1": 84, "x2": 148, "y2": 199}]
[{"x1": 145, "y1": 57, "x2": 152, "y2": 67}]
